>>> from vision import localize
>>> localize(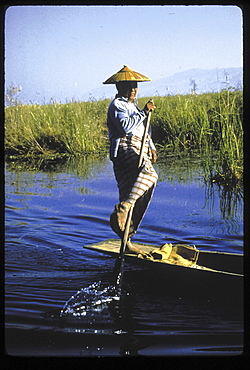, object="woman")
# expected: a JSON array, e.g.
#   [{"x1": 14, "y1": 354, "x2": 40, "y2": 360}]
[{"x1": 103, "y1": 66, "x2": 158, "y2": 253}]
